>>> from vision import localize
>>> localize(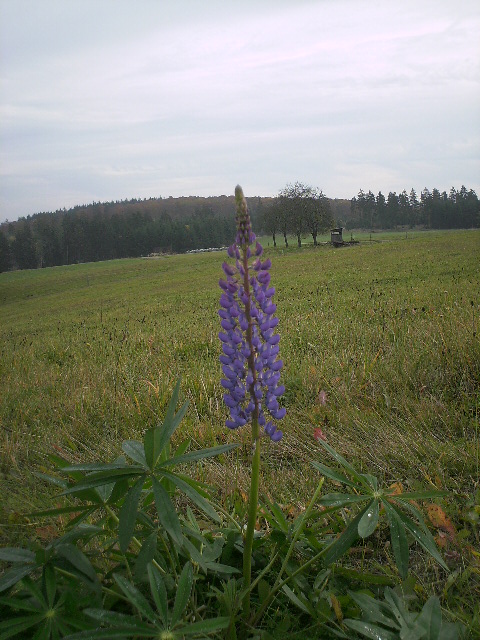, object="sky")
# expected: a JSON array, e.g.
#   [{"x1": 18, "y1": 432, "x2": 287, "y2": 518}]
[{"x1": 0, "y1": 0, "x2": 479, "y2": 223}]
